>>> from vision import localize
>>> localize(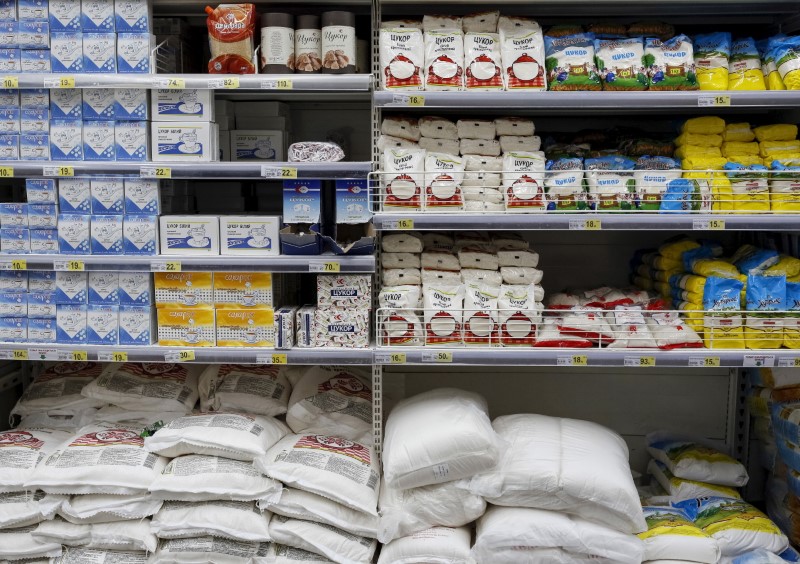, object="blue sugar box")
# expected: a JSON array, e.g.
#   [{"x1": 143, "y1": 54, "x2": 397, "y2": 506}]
[
  {"x1": 28, "y1": 270, "x2": 53, "y2": 291},
  {"x1": 29, "y1": 228, "x2": 58, "y2": 253},
  {"x1": 335, "y1": 179, "x2": 370, "y2": 224},
  {"x1": 26, "y1": 179, "x2": 56, "y2": 203},
  {"x1": 27, "y1": 203, "x2": 57, "y2": 228},
  {"x1": 89, "y1": 214, "x2": 122, "y2": 254},
  {"x1": 88, "y1": 270, "x2": 117, "y2": 304},
  {"x1": 90, "y1": 178, "x2": 123, "y2": 214},
  {"x1": 0, "y1": 270, "x2": 26, "y2": 291},
  {"x1": 82, "y1": 88, "x2": 114, "y2": 120},
  {"x1": 87, "y1": 303, "x2": 117, "y2": 344},
  {"x1": 28, "y1": 317, "x2": 55, "y2": 341},
  {"x1": 114, "y1": 120, "x2": 147, "y2": 161},
  {"x1": 114, "y1": 0, "x2": 147, "y2": 32},
  {"x1": 0, "y1": 203, "x2": 27, "y2": 226},
  {"x1": 122, "y1": 215, "x2": 157, "y2": 255},
  {"x1": 0, "y1": 316, "x2": 26, "y2": 342},
  {"x1": 50, "y1": 119, "x2": 82, "y2": 160},
  {"x1": 49, "y1": 0, "x2": 80, "y2": 31},
  {"x1": 20, "y1": 133, "x2": 49, "y2": 160},
  {"x1": 20, "y1": 89, "x2": 48, "y2": 109},
  {"x1": 0, "y1": 107, "x2": 19, "y2": 133},
  {"x1": 113, "y1": 88, "x2": 146, "y2": 120},
  {"x1": 283, "y1": 180, "x2": 321, "y2": 224},
  {"x1": 27, "y1": 291, "x2": 56, "y2": 317},
  {"x1": 0, "y1": 22, "x2": 18, "y2": 48},
  {"x1": 22, "y1": 49, "x2": 51, "y2": 72},
  {"x1": 20, "y1": 107, "x2": 48, "y2": 134},
  {"x1": 57, "y1": 213, "x2": 90, "y2": 254},
  {"x1": 118, "y1": 271, "x2": 150, "y2": 305},
  {"x1": 50, "y1": 32, "x2": 82, "y2": 72},
  {"x1": 82, "y1": 32, "x2": 115, "y2": 72},
  {"x1": 0, "y1": 89, "x2": 18, "y2": 107},
  {"x1": 18, "y1": 20, "x2": 49, "y2": 48},
  {"x1": 54, "y1": 270, "x2": 86, "y2": 303},
  {"x1": 118, "y1": 304, "x2": 153, "y2": 345},
  {"x1": 0, "y1": 48, "x2": 20, "y2": 71},
  {"x1": 0, "y1": 227, "x2": 28, "y2": 253},
  {"x1": 0, "y1": 0, "x2": 16, "y2": 20},
  {"x1": 116, "y1": 32, "x2": 149, "y2": 73},
  {"x1": 18, "y1": 0, "x2": 47, "y2": 20},
  {"x1": 0, "y1": 291, "x2": 26, "y2": 316},
  {"x1": 124, "y1": 178, "x2": 158, "y2": 214},
  {"x1": 56, "y1": 303, "x2": 86, "y2": 344},
  {"x1": 80, "y1": 0, "x2": 113, "y2": 31},
  {"x1": 0, "y1": 133, "x2": 18, "y2": 159},
  {"x1": 82, "y1": 120, "x2": 115, "y2": 160},
  {"x1": 50, "y1": 88, "x2": 81, "y2": 119},
  {"x1": 58, "y1": 178, "x2": 90, "y2": 213}
]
